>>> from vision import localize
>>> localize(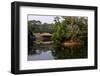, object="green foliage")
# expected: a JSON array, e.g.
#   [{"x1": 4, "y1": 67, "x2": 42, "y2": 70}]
[
  {"x1": 52, "y1": 17, "x2": 68, "y2": 44},
  {"x1": 52, "y1": 16, "x2": 88, "y2": 45},
  {"x1": 28, "y1": 16, "x2": 88, "y2": 45},
  {"x1": 28, "y1": 20, "x2": 54, "y2": 33}
]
